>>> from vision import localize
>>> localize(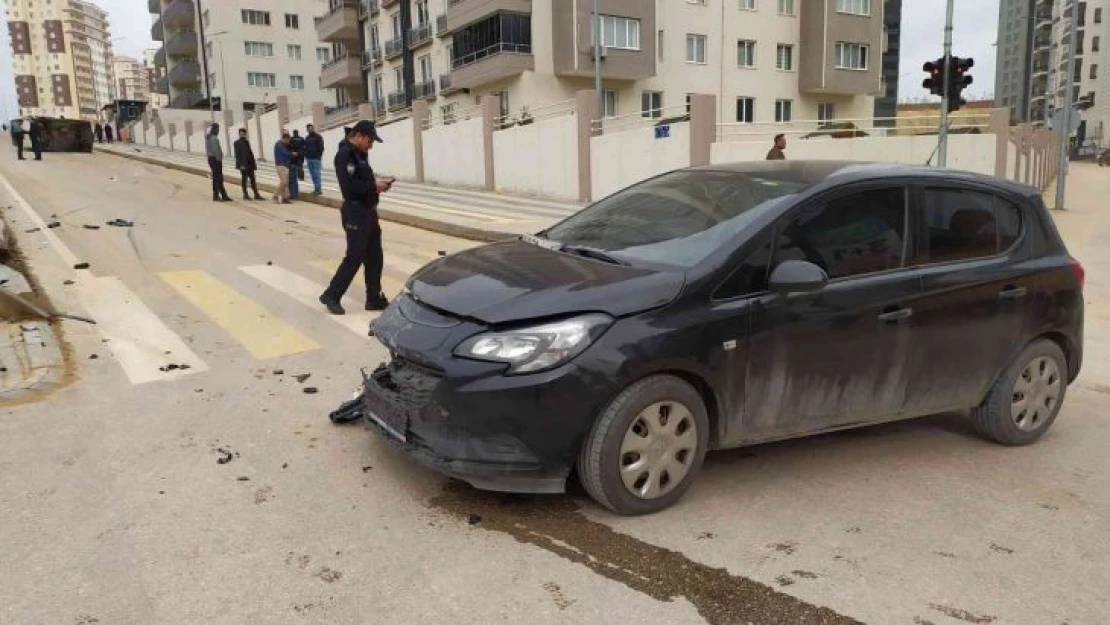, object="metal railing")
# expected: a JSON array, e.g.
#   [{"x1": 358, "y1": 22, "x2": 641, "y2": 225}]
[
  {"x1": 361, "y1": 47, "x2": 383, "y2": 68},
  {"x1": 322, "y1": 51, "x2": 359, "y2": 71},
  {"x1": 435, "y1": 14, "x2": 449, "y2": 36},
  {"x1": 322, "y1": 104, "x2": 359, "y2": 129},
  {"x1": 423, "y1": 104, "x2": 481, "y2": 129},
  {"x1": 714, "y1": 114, "x2": 995, "y2": 143},
  {"x1": 161, "y1": 0, "x2": 194, "y2": 27},
  {"x1": 413, "y1": 80, "x2": 436, "y2": 100},
  {"x1": 409, "y1": 23, "x2": 433, "y2": 48},
  {"x1": 438, "y1": 73, "x2": 455, "y2": 93},
  {"x1": 384, "y1": 37, "x2": 404, "y2": 59},
  {"x1": 494, "y1": 98, "x2": 574, "y2": 130},
  {"x1": 591, "y1": 104, "x2": 690, "y2": 133},
  {"x1": 358, "y1": 0, "x2": 380, "y2": 18},
  {"x1": 387, "y1": 91, "x2": 409, "y2": 111},
  {"x1": 451, "y1": 42, "x2": 532, "y2": 70}
]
